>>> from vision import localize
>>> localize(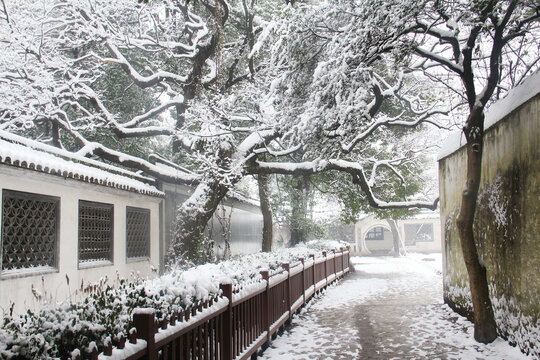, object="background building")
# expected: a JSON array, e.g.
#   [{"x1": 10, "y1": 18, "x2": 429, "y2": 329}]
[{"x1": 352, "y1": 213, "x2": 442, "y2": 256}]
